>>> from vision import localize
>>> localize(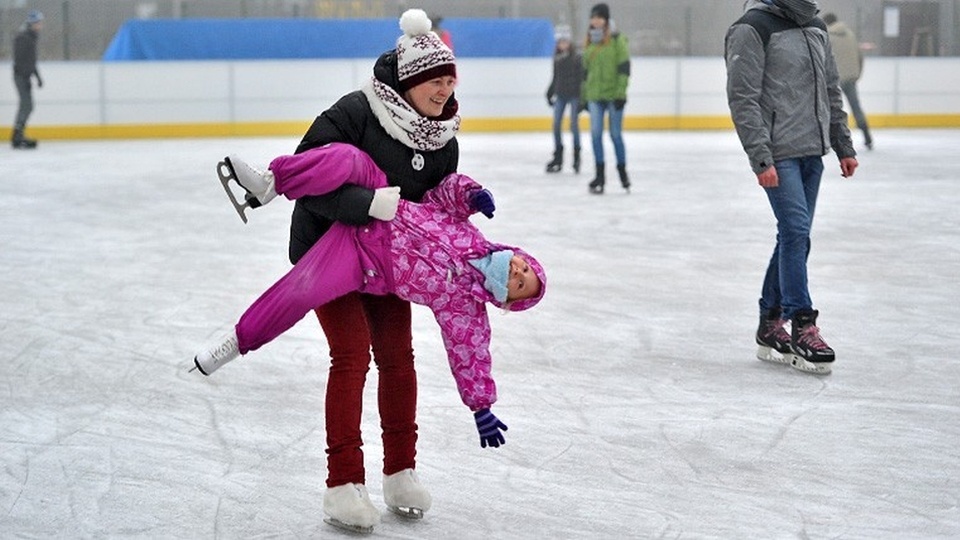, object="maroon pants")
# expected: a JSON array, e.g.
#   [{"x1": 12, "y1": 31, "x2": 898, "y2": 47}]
[{"x1": 315, "y1": 292, "x2": 418, "y2": 488}]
